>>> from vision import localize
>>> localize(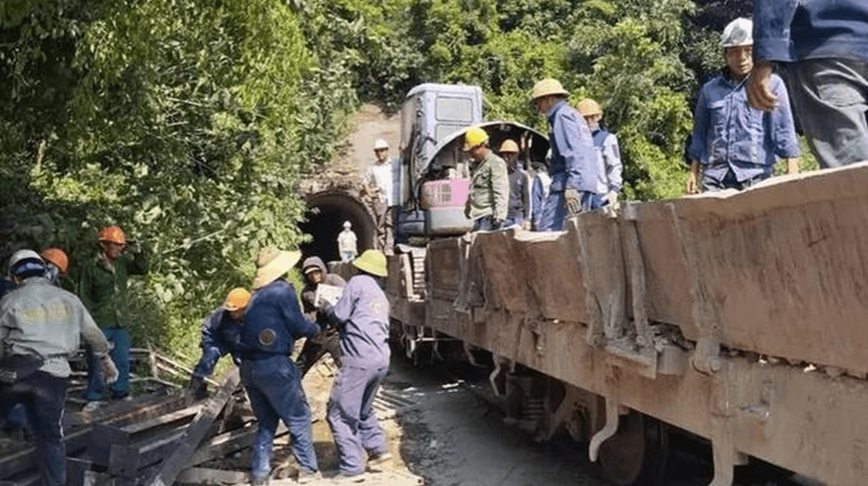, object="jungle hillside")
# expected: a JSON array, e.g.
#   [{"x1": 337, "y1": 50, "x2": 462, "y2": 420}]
[{"x1": 0, "y1": 0, "x2": 750, "y2": 361}]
